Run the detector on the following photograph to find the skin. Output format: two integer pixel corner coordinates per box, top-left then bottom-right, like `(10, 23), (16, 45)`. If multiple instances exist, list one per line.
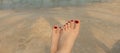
(51, 19), (80, 53)
(51, 25), (61, 53)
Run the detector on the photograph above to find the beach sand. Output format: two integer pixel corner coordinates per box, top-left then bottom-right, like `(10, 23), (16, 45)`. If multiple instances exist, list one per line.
(0, 1), (120, 53)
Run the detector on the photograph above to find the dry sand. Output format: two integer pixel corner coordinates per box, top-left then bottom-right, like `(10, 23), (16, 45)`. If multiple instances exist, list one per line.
(0, 1), (120, 53)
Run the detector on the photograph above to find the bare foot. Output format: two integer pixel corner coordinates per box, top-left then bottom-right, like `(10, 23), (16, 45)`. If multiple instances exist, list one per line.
(57, 20), (80, 53)
(51, 25), (61, 53)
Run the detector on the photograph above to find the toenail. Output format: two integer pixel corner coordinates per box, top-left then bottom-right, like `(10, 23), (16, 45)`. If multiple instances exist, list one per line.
(54, 26), (57, 29)
(71, 20), (73, 22)
(66, 23), (68, 25)
(75, 20), (79, 24)
(59, 27), (61, 28)
(68, 21), (70, 23)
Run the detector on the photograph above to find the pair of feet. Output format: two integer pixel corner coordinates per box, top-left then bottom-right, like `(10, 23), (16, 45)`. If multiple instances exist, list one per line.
(51, 20), (80, 53)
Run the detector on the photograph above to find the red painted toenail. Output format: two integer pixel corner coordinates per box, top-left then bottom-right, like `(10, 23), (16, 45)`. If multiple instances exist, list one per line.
(54, 26), (57, 29)
(68, 21), (70, 23)
(59, 27), (61, 28)
(71, 20), (73, 22)
(75, 20), (79, 24)
(66, 23), (68, 25)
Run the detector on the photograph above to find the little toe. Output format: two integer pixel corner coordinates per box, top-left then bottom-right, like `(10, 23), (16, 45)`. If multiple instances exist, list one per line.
(53, 25), (59, 34)
(57, 26), (61, 33)
(59, 27), (63, 34)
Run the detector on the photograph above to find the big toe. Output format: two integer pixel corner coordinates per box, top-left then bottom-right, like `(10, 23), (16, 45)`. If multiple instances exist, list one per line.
(52, 25), (60, 34)
(74, 20), (80, 30)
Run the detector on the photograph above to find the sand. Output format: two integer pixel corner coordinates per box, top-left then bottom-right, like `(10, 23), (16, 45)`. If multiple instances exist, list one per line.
(0, 1), (120, 53)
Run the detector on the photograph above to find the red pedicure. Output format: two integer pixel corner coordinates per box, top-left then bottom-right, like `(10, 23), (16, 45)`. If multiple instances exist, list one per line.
(66, 23), (68, 25)
(71, 20), (73, 22)
(59, 27), (61, 28)
(75, 20), (79, 24)
(54, 26), (57, 29)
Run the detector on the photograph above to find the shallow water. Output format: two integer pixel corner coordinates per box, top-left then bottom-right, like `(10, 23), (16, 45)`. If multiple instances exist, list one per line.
(0, 0), (120, 53)
(0, 0), (109, 9)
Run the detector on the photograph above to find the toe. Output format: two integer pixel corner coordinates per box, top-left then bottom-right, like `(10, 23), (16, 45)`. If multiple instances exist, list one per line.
(70, 20), (75, 29)
(67, 21), (71, 29)
(59, 27), (63, 34)
(63, 23), (68, 31)
(74, 20), (80, 30)
(52, 25), (59, 34)
(65, 23), (68, 30)
(57, 26), (61, 33)
(63, 25), (66, 31)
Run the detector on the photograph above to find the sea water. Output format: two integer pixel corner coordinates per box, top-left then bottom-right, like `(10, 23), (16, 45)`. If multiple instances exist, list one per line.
(0, 0), (109, 9)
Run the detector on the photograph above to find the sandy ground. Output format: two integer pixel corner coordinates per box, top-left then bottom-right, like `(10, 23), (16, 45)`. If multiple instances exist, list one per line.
(0, 1), (120, 53)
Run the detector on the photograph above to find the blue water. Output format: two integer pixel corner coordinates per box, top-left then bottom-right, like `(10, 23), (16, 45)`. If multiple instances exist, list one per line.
(0, 0), (108, 9)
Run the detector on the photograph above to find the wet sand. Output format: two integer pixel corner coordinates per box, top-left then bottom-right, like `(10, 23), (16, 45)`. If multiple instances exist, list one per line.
(0, 1), (120, 53)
